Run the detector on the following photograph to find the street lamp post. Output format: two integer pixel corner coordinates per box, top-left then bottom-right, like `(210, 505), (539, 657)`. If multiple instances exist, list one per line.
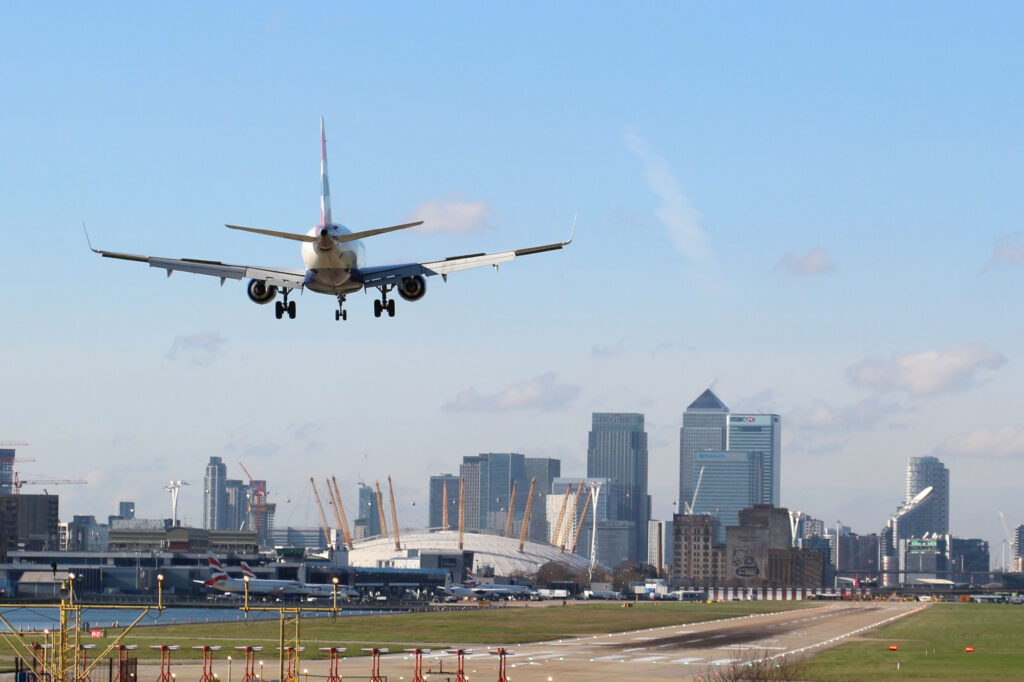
(227, 656), (232, 682)
(157, 574), (165, 611)
(332, 577), (339, 612)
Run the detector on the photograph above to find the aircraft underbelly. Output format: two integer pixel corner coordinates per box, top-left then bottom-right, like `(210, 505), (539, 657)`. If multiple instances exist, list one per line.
(305, 268), (362, 295)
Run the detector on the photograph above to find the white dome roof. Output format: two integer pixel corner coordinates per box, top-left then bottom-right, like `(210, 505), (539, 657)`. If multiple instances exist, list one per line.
(347, 529), (590, 576)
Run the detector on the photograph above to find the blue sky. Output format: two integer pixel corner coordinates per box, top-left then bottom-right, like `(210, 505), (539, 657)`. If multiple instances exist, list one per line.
(3, 3), (1023, 560)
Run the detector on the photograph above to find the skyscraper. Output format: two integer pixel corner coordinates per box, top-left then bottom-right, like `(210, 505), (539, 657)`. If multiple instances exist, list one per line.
(460, 453), (528, 533)
(679, 390), (729, 510)
(690, 450), (761, 543)
(728, 414), (782, 506)
(587, 413), (649, 561)
(524, 457), (561, 543)
(428, 474), (460, 529)
(357, 483), (381, 537)
(905, 456), (949, 535)
(203, 456), (227, 530)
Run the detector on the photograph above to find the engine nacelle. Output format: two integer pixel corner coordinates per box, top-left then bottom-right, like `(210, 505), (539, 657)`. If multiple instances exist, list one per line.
(397, 275), (427, 302)
(247, 279), (278, 305)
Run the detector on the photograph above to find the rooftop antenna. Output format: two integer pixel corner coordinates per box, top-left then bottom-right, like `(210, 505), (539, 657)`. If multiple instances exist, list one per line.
(164, 481), (188, 525)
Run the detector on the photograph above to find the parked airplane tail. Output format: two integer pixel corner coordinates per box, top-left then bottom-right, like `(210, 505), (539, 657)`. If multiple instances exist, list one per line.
(465, 569), (478, 586)
(240, 561), (257, 579)
(205, 553), (229, 586)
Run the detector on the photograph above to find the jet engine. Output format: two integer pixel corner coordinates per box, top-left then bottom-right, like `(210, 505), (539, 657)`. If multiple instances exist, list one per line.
(397, 275), (427, 302)
(247, 279), (278, 305)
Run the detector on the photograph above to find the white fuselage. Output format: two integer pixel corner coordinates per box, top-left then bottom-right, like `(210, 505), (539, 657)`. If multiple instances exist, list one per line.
(301, 223), (365, 295)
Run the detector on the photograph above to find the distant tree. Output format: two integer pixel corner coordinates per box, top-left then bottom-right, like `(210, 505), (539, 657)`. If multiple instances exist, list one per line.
(535, 561), (575, 586)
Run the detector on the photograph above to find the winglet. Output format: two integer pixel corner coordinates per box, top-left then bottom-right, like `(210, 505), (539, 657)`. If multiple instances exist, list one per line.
(320, 117), (332, 227)
(566, 212), (577, 245)
(82, 221), (99, 253)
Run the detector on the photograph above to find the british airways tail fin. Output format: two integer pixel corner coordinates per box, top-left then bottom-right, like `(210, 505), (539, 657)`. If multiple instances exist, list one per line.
(240, 560), (257, 579)
(206, 553), (228, 585)
(320, 117), (332, 227)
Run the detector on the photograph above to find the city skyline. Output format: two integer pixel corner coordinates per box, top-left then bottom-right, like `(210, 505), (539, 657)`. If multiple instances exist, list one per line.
(4, 3), (1024, 559)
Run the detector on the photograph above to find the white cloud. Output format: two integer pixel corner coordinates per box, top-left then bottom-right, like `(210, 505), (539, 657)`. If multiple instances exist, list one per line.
(774, 246), (837, 275)
(443, 372), (580, 412)
(164, 331), (226, 367)
(407, 199), (491, 234)
(939, 426), (1024, 458)
(848, 344), (1006, 396)
(624, 130), (721, 292)
(788, 397), (904, 431)
(982, 231), (1024, 272)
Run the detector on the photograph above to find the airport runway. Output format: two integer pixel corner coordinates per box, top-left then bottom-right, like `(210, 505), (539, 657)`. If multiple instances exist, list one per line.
(117, 601), (924, 681)
(400, 601), (924, 681)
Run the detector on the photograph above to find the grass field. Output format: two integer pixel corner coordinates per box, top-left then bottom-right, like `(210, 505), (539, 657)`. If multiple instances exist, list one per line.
(801, 603), (1024, 681)
(1, 601), (816, 660)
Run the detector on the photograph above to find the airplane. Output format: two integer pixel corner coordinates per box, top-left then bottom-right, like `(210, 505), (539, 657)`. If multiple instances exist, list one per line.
(87, 118), (573, 321)
(195, 554), (298, 595)
(239, 560), (358, 599)
(437, 570), (534, 600)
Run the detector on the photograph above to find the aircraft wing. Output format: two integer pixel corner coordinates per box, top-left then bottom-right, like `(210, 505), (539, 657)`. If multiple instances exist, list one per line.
(356, 232), (573, 289)
(90, 247), (307, 290)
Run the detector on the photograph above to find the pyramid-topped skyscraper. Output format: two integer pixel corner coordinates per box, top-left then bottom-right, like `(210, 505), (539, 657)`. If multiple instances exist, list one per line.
(679, 389), (729, 510)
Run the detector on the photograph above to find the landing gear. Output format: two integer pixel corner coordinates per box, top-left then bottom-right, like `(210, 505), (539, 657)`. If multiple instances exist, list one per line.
(275, 289), (296, 320)
(375, 286), (397, 318)
(335, 294), (348, 321)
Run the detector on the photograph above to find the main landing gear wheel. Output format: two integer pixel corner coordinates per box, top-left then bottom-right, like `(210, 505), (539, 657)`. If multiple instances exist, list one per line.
(275, 288), (296, 320)
(375, 285), (396, 318)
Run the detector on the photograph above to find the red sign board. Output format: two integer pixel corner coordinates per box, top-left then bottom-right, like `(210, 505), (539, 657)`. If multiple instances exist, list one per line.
(89, 629), (104, 639)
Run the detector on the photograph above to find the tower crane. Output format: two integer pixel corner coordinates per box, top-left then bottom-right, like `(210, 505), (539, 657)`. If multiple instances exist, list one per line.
(13, 476), (86, 493)
(239, 461), (268, 537)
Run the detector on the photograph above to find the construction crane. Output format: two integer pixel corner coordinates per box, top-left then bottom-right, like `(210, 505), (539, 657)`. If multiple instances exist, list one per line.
(682, 466), (705, 514)
(163, 481), (188, 525)
(0, 441), (30, 447)
(239, 461), (268, 537)
(309, 478), (334, 549)
(12, 472), (87, 493)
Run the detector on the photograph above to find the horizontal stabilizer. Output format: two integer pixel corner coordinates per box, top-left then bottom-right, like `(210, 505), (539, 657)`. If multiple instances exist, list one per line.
(225, 224), (315, 242)
(334, 221), (424, 244)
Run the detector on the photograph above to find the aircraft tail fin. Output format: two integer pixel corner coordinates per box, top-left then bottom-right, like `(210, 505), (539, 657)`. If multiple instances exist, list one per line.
(465, 569), (478, 586)
(240, 561), (257, 579)
(320, 116), (332, 227)
(206, 553), (229, 586)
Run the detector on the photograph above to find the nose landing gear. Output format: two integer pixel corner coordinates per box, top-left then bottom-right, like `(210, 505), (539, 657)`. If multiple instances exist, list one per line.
(374, 286), (397, 318)
(274, 289), (297, 319)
